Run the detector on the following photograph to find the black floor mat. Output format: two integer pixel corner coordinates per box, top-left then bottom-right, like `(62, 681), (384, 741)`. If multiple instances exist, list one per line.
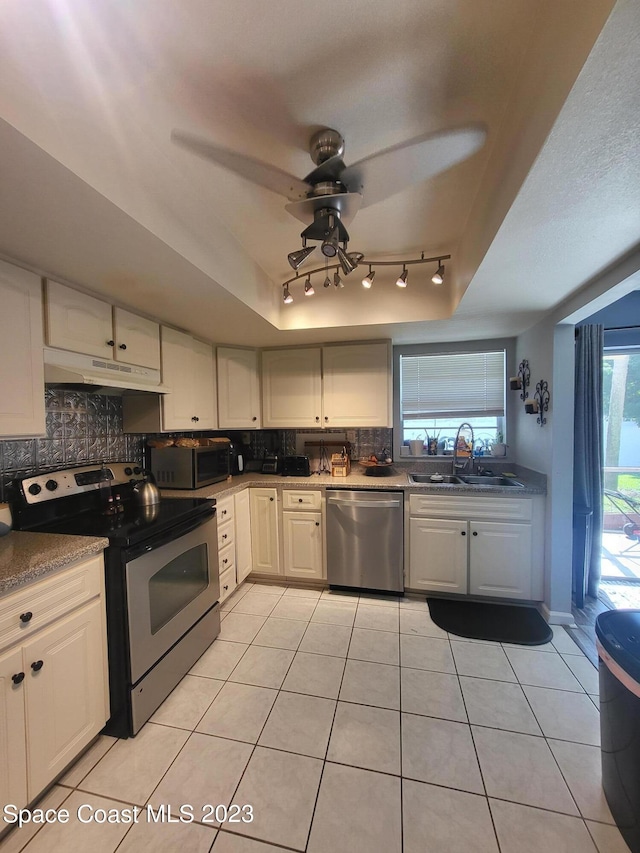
(427, 597), (553, 645)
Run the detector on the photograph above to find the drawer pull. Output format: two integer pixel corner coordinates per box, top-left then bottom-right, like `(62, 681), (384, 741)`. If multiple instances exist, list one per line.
(461, 531), (466, 536)
(20, 611), (33, 623)
(252, 416), (257, 421)
(12, 672), (25, 685)
(223, 584), (229, 591)
(31, 660), (44, 672)
(222, 534), (228, 540)
(472, 531), (478, 536)
(223, 558), (229, 565)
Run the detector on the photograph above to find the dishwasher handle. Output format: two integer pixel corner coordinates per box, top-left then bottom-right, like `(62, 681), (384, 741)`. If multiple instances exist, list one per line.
(328, 497), (402, 508)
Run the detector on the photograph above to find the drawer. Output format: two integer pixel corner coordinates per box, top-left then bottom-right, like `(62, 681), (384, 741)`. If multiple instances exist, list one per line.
(217, 519), (235, 551)
(409, 494), (533, 522)
(282, 490), (322, 510)
(216, 496), (234, 526)
(0, 554), (103, 650)
(218, 541), (235, 577)
(219, 565), (237, 603)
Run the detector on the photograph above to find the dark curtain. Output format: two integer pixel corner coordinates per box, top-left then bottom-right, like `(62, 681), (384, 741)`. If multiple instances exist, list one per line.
(573, 325), (604, 607)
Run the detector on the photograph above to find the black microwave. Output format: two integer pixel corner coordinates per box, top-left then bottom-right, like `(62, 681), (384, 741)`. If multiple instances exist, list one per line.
(151, 445), (230, 489)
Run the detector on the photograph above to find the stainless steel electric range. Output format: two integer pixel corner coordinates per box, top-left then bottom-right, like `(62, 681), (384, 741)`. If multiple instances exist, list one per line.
(9, 462), (220, 738)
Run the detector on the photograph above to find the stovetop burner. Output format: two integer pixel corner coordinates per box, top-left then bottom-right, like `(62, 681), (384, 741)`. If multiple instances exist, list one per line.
(9, 462), (214, 548)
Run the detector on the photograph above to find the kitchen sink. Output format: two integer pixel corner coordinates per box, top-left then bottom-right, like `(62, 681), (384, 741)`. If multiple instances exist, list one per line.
(458, 475), (524, 487)
(408, 473), (463, 484)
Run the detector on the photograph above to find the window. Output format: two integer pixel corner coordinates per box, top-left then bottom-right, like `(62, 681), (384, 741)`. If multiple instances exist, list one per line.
(397, 349), (506, 456)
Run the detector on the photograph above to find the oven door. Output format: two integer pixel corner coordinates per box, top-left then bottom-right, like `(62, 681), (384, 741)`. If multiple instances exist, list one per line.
(125, 512), (219, 684)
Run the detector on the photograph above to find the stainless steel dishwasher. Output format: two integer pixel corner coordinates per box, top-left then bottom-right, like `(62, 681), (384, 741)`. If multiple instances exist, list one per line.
(326, 490), (404, 592)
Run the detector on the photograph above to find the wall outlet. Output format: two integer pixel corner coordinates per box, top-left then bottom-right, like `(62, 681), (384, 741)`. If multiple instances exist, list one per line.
(346, 430), (356, 443)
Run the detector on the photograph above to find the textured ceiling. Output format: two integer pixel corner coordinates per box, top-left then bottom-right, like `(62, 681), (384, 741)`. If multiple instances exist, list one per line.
(0, 0), (636, 345)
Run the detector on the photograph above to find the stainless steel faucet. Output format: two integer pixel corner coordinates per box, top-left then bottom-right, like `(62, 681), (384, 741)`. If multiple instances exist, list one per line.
(452, 422), (475, 475)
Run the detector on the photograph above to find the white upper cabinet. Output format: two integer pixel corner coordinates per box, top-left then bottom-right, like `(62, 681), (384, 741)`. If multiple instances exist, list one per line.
(46, 281), (114, 359)
(46, 281), (160, 369)
(0, 262), (45, 437)
(161, 327), (217, 431)
(322, 342), (392, 427)
(217, 347), (261, 428)
(262, 348), (323, 428)
(113, 307), (160, 369)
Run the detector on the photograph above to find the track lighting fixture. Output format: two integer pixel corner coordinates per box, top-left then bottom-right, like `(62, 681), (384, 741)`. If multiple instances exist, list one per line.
(281, 253), (450, 303)
(362, 267), (375, 289)
(287, 240), (316, 271)
(432, 260), (445, 285)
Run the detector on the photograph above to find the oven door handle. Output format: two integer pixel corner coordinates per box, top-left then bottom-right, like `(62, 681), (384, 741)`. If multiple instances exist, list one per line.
(123, 508), (215, 561)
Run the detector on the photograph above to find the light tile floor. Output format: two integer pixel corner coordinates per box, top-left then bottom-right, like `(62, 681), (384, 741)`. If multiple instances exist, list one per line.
(1, 581), (631, 853)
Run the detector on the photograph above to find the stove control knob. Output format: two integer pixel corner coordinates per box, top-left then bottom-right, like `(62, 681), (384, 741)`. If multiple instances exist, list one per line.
(133, 467), (142, 475)
(124, 467), (133, 476)
(28, 483), (42, 496)
(45, 479), (58, 492)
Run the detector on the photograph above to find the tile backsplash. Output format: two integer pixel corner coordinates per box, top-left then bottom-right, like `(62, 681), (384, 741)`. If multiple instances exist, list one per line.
(0, 389), (393, 501)
(0, 389), (144, 502)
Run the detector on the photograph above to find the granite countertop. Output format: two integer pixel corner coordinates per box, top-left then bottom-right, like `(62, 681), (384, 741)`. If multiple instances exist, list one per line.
(162, 468), (546, 500)
(0, 531), (108, 597)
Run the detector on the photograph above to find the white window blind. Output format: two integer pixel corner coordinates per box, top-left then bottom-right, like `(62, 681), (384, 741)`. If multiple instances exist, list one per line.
(400, 351), (505, 420)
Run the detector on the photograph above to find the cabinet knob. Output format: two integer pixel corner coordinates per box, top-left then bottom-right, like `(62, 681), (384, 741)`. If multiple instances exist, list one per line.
(119, 343), (127, 350)
(12, 672), (25, 685)
(20, 611), (33, 623)
(31, 660), (44, 672)
(461, 531), (466, 536)
(191, 416), (199, 422)
(222, 534), (228, 540)
(223, 584), (229, 591)
(315, 416), (320, 422)
(223, 558), (228, 565)
(298, 498), (303, 503)
(315, 522), (320, 526)
(270, 497), (274, 502)
(107, 340), (115, 347)
(472, 531), (478, 536)
(252, 416), (257, 421)
(324, 416), (329, 422)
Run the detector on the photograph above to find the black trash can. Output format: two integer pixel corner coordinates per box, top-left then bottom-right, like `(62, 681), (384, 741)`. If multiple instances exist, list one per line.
(596, 609), (640, 853)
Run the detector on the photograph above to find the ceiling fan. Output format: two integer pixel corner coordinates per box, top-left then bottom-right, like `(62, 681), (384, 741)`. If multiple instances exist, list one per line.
(171, 123), (486, 271)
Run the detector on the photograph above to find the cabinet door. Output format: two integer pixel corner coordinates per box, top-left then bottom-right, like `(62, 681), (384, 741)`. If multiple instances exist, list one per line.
(24, 600), (108, 798)
(0, 262), (45, 437)
(192, 338), (218, 429)
(217, 348), (261, 428)
(409, 517), (468, 593)
(283, 512), (323, 580)
(249, 489), (281, 575)
(113, 307), (160, 369)
(322, 342), (391, 427)
(262, 348), (322, 428)
(235, 489), (253, 583)
(469, 521), (533, 599)
(160, 327), (196, 430)
(0, 645), (28, 812)
(46, 280), (114, 358)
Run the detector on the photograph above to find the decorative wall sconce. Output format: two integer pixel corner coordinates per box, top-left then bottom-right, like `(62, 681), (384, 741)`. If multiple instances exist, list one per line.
(524, 380), (550, 426)
(509, 359), (531, 401)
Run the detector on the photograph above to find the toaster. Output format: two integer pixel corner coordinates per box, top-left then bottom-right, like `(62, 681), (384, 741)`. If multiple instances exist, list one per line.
(282, 456), (311, 477)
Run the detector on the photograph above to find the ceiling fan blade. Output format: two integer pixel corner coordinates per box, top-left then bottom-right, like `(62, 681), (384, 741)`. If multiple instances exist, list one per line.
(341, 124), (487, 209)
(171, 130), (312, 201)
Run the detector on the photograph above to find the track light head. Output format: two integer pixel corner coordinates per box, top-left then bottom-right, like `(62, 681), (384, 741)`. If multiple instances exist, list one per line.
(337, 246), (357, 276)
(362, 267), (375, 289)
(283, 284), (293, 304)
(323, 274), (331, 288)
(304, 276), (315, 296)
(287, 244), (316, 271)
(334, 271), (344, 288)
(321, 225), (340, 258)
(396, 267), (408, 287)
(432, 261), (445, 285)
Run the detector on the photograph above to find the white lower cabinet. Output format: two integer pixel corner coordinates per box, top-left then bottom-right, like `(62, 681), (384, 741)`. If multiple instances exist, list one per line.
(250, 488), (281, 575)
(283, 511), (323, 580)
(216, 497), (236, 603)
(409, 517), (468, 594)
(408, 495), (541, 601)
(0, 555), (108, 810)
(235, 490), (252, 584)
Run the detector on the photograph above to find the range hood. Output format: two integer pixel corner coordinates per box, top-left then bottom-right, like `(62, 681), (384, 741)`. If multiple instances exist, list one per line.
(44, 347), (168, 394)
